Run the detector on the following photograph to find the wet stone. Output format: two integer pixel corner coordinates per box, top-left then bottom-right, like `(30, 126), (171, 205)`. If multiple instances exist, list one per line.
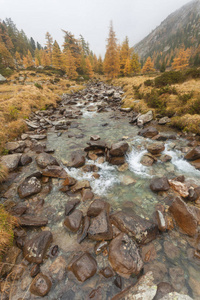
(19, 154), (32, 166)
(154, 282), (174, 300)
(35, 152), (59, 169)
(184, 146), (200, 161)
(18, 176), (42, 199)
(71, 180), (90, 193)
(88, 209), (113, 241)
(68, 252), (97, 282)
(164, 241), (180, 260)
(108, 233), (143, 278)
(169, 197), (198, 236)
(82, 188), (94, 201)
(150, 176), (170, 192)
(65, 198), (80, 216)
(109, 141), (129, 157)
(147, 142), (165, 155)
(100, 266), (115, 278)
(18, 215), (48, 227)
(111, 211), (158, 245)
(30, 264), (40, 278)
(168, 179), (189, 198)
(0, 153), (22, 172)
(87, 199), (110, 217)
(48, 256), (67, 281)
(77, 215), (90, 243)
(68, 150), (86, 168)
(64, 209), (83, 232)
(23, 231), (53, 264)
(42, 165), (68, 178)
(94, 240), (109, 255)
(138, 127), (158, 138)
(30, 273), (52, 297)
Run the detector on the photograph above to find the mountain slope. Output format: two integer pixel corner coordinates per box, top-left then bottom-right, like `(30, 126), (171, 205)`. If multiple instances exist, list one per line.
(134, 0), (200, 63)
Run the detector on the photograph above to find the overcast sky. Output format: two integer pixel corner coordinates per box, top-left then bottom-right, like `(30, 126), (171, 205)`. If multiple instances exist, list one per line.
(1, 0), (191, 56)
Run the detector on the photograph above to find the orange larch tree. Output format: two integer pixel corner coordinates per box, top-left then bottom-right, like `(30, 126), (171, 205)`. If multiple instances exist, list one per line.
(142, 57), (155, 73)
(52, 40), (63, 69)
(64, 49), (78, 79)
(172, 48), (190, 70)
(45, 32), (53, 65)
(104, 21), (120, 79)
(85, 57), (94, 78)
(120, 36), (130, 76)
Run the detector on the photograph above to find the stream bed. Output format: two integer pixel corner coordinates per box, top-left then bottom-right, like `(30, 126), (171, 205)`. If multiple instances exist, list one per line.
(1, 82), (200, 299)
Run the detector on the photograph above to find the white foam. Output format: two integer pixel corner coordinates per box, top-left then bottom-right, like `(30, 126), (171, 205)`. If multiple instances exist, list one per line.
(64, 160), (119, 195)
(126, 148), (151, 177)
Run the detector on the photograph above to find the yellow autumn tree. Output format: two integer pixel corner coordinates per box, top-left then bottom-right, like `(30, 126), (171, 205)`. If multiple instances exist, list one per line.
(15, 51), (22, 66)
(85, 57), (94, 78)
(23, 50), (34, 68)
(52, 40), (63, 69)
(104, 21), (120, 79)
(64, 49), (78, 79)
(97, 55), (104, 74)
(45, 32), (53, 65)
(131, 51), (141, 73)
(124, 57), (132, 76)
(172, 48), (190, 70)
(142, 57), (155, 73)
(120, 36), (130, 76)
(0, 43), (14, 67)
(40, 49), (51, 67)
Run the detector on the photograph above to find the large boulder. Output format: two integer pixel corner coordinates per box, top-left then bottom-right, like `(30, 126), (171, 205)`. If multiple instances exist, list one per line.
(108, 233), (143, 278)
(18, 176), (42, 199)
(107, 156), (125, 165)
(64, 209), (83, 232)
(42, 165), (68, 178)
(147, 143), (165, 155)
(111, 211), (158, 244)
(169, 197), (198, 236)
(23, 231), (53, 264)
(138, 127), (158, 138)
(18, 215), (48, 227)
(150, 177), (170, 192)
(184, 146), (200, 161)
(137, 111), (153, 126)
(6, 141), (26, 153)
(87, 199), (110, 217)
(68, 252), (97, 282)
(36, 152), (59, 169)
(87, 210), (113, 241)
(1, 154), (22, 172)
(30, 273), (52, 297)
(68, 150), (86, 168)
(109, 141), (129, 157)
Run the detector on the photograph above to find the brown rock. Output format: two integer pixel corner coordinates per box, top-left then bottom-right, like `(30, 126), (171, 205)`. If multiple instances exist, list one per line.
(150, 177), (170, 192)
(108, 156), (125, 165)
(19, 154), (32, 166)
(30, 273), (52, 297)
(18, 177), (42, 199)
(84, 140), (107, 152)
(68, 252), (97, 282)
(111, 211), (158, 245)
(0, 153), (22, 172)
(88, 210), (113, 241)
(65, 198), (80, 216)
(154, 282), (174, 300)
(184, 146), (200, 161)
(49, 256), (67, 281)
(169, 197), (198, 236)
(69, 150), (86, 168)
(168, 179), (189, 197)
(23, 231), (53, 264)
(160, 154), (172, 163)
(138, 127), (158, 138)
(71, 180), (90, 193)
(140, 154), (155, 166)
(147, 142), (165, 155)
(77, 216), (90, 243)
(30, 264), (40, 278)
(18, 215), (48, 227)
(42, 165), (68, 178)
(100, 266), (115, 278)
(108, 233), (143, 278)
(82, 164), (99, 173)
(36, 152), (59, 169)
(82, 189), (94, 201)
(164, 241), (180, 260)
(141, 243), (157, 262)
(64, 209), (83, 232)
(169, 267), (185, 292)
(62, 176), (77, 186)
(110, 141), (129, 157)
(87, 199), (110, 217)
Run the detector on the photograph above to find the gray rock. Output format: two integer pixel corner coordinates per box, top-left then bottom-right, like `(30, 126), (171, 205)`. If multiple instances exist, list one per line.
(18, 176), (42, 198)
(1, 153), (22, 171)
(137, 110), (153, 126)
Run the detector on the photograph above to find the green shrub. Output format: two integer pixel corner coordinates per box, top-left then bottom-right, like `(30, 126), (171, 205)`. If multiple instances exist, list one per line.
(34, 82), (43, 89)
(184, 68), (200, 79)
(157, 85), (178, 96)
(178, 92), (193, 104)
(155, 71), (185, 87)
(144, 79), (154, 87)
(144, 89), (166, 114)
(188, 96), (200, 114)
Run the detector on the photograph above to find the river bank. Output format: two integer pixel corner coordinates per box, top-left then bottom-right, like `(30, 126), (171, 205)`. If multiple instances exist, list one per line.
(0, 81), (200, 299)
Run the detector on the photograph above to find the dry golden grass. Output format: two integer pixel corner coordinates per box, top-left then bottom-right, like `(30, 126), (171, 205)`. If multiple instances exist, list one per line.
(0, 70), (84, 153)
(0, 205), (17, 261)
(0, 163), (8, 183)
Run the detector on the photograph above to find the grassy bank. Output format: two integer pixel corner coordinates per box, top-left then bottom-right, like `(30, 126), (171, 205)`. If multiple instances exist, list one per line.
(113, 69), (200, 134)
(0, 69), (84, 153)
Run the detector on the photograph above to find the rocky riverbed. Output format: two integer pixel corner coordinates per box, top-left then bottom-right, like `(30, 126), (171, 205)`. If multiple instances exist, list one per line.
(1, 81), (200, 299)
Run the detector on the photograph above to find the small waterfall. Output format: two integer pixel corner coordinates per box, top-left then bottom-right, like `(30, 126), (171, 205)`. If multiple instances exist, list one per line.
(126, 148), (151, 177)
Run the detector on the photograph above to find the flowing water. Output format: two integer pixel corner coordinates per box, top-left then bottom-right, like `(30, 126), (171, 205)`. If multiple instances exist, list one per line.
(3, 88), (200, 299)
